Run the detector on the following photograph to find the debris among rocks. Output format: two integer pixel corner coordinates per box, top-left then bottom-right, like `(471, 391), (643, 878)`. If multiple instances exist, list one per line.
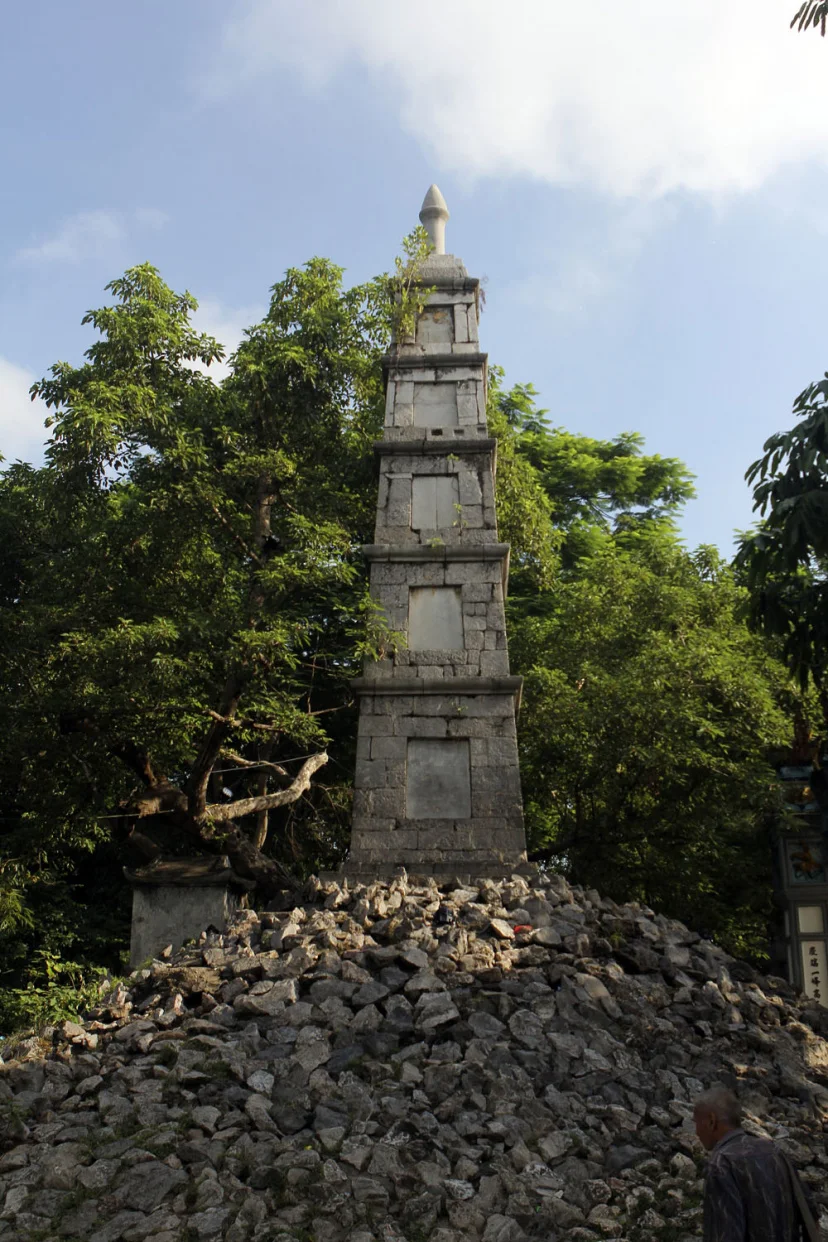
(1, 872), (826, 1242)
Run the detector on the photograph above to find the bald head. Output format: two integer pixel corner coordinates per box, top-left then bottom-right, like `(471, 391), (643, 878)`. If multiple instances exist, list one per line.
(693, 1088), (742, 1150)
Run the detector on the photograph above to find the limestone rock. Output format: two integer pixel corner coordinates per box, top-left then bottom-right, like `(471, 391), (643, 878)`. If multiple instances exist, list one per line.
(0, 873), (825, 1242)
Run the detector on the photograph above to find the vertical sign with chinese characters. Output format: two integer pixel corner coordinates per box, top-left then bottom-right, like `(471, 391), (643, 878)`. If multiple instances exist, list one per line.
(800, 938), (828, 1005)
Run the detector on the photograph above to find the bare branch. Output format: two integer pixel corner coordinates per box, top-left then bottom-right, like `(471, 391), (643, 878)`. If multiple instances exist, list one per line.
(187, 673), (244, 818)
(220, 749), (289, 778)
(204, 752), (328, 823)
(206, 710), (281, 732)
(205, 497), (260, 563)
(254, 767), (269, 851)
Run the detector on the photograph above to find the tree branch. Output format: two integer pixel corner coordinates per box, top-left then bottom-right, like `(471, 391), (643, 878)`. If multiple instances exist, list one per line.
(187, 673), (244, 818)
(207, 711), (282, 731)
(220, 749), (289, 778)
(205, 497), (260, 563)
(204, 751), (328, 822)
(59, 712), (160, 787)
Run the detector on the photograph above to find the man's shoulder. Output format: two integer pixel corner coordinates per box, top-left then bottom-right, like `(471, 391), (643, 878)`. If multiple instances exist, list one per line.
(709, 1131), (780, 1172)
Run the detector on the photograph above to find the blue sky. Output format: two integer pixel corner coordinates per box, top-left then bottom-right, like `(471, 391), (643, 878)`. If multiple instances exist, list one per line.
(3, 1), (828, 551)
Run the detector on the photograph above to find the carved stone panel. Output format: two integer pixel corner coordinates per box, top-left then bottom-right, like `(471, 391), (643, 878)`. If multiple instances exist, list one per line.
(413, 382), (458, 427)
(406, 738), (471, 819)
(408, 586), (464, 650)
(411, 475), (460, 530)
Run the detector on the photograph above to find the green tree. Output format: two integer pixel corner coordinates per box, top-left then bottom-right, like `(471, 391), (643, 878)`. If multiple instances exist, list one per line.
(0, 258), (397, 1007)
(490, 379), (792, 957)
(737, 371), (828, 815)
(737, 373), (828, 697)
(487, 368), (695, 586)
(513, 538), (793, 958)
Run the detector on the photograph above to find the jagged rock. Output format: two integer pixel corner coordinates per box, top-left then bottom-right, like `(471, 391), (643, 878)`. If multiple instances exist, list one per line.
(1, 873), (826, 1242)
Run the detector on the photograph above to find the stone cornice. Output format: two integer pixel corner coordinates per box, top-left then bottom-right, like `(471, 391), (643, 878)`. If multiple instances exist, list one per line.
(363, 543), (509, 562)
(412, 276), (480, 293)
(352, 674), (523, 707)
(374, 437), (496, 457)
(382, 351), (488, 374)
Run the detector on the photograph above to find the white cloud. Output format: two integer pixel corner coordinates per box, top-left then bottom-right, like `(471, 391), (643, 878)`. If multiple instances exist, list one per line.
(211, 0), (828, 199)
(190, 299), (265, 383)
(509, 200), (677, 317)
(0, 358), (48, 467)
(16, 208), (168, 264)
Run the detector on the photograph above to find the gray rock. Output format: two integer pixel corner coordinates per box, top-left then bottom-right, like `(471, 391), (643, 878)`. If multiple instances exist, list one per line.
(113, 1162), (187, 1212)
(415, 991), (460, 1030)
(605, 1145), (649, 1172)
(6, 873), (827, 1242)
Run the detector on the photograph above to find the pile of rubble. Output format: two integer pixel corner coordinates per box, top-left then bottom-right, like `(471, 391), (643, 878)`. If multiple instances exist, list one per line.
(1, 872), (826, 1242)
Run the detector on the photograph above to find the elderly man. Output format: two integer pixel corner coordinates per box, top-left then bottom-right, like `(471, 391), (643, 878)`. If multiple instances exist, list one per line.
(693, 1087), (819, 1242)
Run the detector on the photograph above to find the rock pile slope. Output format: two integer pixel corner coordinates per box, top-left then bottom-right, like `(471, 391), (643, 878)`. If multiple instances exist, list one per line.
(1, 873), (826, 1242)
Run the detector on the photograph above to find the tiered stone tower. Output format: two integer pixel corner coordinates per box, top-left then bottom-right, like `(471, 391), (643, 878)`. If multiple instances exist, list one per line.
(346, 186), (529, 879)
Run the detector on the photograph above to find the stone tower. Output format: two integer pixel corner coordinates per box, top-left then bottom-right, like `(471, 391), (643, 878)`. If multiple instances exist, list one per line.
(346, 187), (529, 879)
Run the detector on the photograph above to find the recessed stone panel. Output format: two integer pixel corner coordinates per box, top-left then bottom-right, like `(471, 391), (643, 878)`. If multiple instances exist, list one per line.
(411, 475), (460, 529)
(413, 383), (458, 428)
(406, 738), (471, 819)
(408, 586), (464, 650)
(417, 308), (453, 346)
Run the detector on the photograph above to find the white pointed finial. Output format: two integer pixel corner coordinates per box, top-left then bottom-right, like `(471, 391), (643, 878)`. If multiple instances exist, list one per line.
(419, 184), (450, 255)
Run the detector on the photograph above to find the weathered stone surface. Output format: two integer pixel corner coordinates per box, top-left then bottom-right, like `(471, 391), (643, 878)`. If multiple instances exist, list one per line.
(2, 874), (827, 1242)
(348, 220), (527, 874)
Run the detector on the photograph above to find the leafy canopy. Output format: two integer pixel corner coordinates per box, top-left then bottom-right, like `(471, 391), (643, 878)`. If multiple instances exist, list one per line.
(737, 373), (828, 692)
(512, 538), (793, 959)
(0, 255), (400, 1020)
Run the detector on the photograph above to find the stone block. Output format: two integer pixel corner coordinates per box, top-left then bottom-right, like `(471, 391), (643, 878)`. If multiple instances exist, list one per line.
(416, 824), (476, 850)
(408, 646), (461, 664)
(456, 695), (515, 717)
(370, 563), (408, 586)
(417, 307), (454, 346)
(457, 394), (479, 426)
(459, 504), (484, 529)
(472, 764), (522, 794)
(385, 827), (420, 851)
(406, 695), (464, 716)
(359, 715), (395, 736)
(479, 651), (510, 676)
(406, 738), (471, 819)
(412, 474), (460, 529)
(370, 735), (407, 760)
(354, 759), (390, 790)
(392, 403), (414, 428)
(387, 474), (412, 514)
(130, 883), (240, 967)
(413, 383), (458, 428)
(406, 563), (448, 587)
(485, 737), (521, 764)
(402, 716), (449, 738)
(366, 788), (405, 817)
(443, 561), (502, 585)
(408, 586), (464, 650)
(447, 716), (506, 737)
(456, 466), (481, 501)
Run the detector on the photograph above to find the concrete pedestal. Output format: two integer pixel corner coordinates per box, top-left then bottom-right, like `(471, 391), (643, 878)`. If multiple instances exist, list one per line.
(126, 857), (254, 967)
